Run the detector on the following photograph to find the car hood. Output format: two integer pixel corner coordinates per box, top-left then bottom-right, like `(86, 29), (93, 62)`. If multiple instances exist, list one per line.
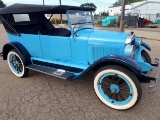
(88, 30), (128, 46)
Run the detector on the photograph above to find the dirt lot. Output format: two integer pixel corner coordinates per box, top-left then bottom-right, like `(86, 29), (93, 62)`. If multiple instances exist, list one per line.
(0, 25), (160, 120)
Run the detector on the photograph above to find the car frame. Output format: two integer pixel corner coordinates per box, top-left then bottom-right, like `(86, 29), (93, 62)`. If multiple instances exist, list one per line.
(0, 3), (160, 110)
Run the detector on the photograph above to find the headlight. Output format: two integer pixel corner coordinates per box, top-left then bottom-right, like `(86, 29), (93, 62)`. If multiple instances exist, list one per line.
(126, 32), (135, 44)
(134, 38), (142, 48)
(124, 44), (134, 58)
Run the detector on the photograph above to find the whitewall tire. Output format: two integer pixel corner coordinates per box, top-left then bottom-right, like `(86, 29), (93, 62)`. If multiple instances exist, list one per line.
(7, 49), (29, 78)
(94, 65), (142, 110)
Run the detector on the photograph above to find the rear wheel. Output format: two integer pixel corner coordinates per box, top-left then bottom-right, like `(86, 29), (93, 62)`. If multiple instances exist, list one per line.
(7, 49), (29, 78)
(94, 65), (142, 110)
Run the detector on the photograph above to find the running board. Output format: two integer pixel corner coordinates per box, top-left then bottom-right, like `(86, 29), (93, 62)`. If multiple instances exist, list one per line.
(26, 64), (75, 80)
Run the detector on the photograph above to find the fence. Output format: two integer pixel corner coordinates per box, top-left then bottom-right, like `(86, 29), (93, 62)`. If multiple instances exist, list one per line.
(125, 16), (138, 27)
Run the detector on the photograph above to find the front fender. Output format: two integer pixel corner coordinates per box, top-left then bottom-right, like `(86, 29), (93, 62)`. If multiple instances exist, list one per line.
(134, 45), (153, 72)
(141, 42), (151, 51)
(69, 55), (142, 80)
(2, 42), (31, 66)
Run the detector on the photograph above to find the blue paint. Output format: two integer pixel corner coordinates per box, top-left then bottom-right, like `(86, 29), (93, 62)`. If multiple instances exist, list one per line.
(110, 84), (120, 93)
(40, 35), (72, 60)
(134, 38), (141, 48)
(124, 44), (133, 57)
(31, 57), (88, 70)
(98, 73), (133, 106)
(5, 11), (153, 79)
(71, 29), (92, 63)
(88, 30), (128, 45)
(134, 45), (153, 72)
(7, 33), (43, 58)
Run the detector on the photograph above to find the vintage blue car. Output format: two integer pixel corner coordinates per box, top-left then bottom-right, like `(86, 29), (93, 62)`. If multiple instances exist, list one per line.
(0, 4), (159, 110)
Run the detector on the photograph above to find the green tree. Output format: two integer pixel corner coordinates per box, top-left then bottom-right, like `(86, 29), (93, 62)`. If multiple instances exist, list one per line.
(80, 3), (97, 10)
(0, 0), (6, 8)
(113, 2), (122, 7)
(100, 11), (109, 16)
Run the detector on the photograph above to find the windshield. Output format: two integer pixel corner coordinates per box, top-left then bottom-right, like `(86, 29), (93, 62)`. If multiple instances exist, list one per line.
(67, 10), (93, 32)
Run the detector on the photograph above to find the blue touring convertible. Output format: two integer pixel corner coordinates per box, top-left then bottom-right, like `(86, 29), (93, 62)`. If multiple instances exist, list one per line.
(0, 4), (159, 110)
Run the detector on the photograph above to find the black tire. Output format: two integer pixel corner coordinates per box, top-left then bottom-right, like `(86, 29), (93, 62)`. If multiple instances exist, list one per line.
(7, 49), (29, 78)
(94, 65), (142, 110)
(141, 50), (151, 64)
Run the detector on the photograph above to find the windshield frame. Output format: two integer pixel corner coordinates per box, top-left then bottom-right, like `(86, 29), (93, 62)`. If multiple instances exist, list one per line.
(66, 10), (94, 34)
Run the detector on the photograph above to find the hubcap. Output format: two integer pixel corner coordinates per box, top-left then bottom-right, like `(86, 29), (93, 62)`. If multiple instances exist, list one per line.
(110, 84), (120, 93)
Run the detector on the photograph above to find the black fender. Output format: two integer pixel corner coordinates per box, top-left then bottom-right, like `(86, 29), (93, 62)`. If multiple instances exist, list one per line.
(2, 42), (31, 66)
(141, 42), (151, 51)
(69, 55), (142, 80)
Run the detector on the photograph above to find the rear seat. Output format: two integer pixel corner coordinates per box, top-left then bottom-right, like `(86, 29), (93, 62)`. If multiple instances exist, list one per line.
(13, 24), (71, 37)
(41, 28), (71, 37)
(13, 24), (44, 35)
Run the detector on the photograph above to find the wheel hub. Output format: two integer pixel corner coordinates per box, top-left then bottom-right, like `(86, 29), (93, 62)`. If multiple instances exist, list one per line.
(13, 61), (20, 67)
(110, 84), (120, 93)
(15, 61), (20, 67)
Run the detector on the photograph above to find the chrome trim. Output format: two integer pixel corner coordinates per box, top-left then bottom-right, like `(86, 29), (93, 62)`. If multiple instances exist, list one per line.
(126, 33), (135, 44)
(124, 44), (134, 58)
(140, 38), (142, 45)
(130, 45), (134, 58)
(148, 58), (160, 92)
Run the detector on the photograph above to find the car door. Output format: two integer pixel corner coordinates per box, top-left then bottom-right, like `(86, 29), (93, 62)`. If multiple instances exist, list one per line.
(40, 35), (72, 61)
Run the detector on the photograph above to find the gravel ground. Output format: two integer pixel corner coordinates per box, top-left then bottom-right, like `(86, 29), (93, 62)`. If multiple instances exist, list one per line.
(0, 25), (160, 120)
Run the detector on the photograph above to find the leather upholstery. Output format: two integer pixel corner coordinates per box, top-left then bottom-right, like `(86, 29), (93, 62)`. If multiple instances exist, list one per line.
(13, 24), (71, 37)
(41, 28), (71, 37)
(13, 24), (44, 34)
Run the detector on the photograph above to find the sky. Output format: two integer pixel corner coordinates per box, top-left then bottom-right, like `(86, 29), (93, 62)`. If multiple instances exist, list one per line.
(3, 0), (117, 13)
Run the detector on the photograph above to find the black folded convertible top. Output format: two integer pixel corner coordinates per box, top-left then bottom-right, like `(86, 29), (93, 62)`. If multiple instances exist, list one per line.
(0, 3), (95, 14)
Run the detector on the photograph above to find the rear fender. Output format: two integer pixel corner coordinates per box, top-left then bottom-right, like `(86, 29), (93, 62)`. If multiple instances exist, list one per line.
(2, 42), (31, 66)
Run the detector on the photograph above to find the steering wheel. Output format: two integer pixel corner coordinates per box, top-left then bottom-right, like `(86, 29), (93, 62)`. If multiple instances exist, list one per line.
(73, 19), (85, 31)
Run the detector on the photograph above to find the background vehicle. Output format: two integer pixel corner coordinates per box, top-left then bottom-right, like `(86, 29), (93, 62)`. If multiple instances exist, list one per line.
(0, 4), (159, 110)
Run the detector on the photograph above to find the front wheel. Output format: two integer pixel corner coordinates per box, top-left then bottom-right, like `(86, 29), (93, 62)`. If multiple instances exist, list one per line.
(94, 65), (142, 110)
(7, 49), (29, 78)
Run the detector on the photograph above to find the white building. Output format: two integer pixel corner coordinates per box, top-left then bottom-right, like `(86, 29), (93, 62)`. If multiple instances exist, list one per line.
(109, 0), (160, 23)
(109, 5), (131, 16)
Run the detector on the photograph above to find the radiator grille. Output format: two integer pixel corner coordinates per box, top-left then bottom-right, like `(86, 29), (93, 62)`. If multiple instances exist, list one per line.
(91, 45), (124, 60)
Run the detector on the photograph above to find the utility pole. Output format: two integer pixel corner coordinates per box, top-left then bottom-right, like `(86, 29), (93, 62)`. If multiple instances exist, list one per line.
(59, 0), (62, 24)
(43, 0), (44, 5)
(120, 0), (125, 32)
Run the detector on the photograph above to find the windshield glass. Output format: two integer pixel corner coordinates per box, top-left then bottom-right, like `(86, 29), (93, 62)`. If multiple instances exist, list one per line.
(67, 10), (93, 32)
